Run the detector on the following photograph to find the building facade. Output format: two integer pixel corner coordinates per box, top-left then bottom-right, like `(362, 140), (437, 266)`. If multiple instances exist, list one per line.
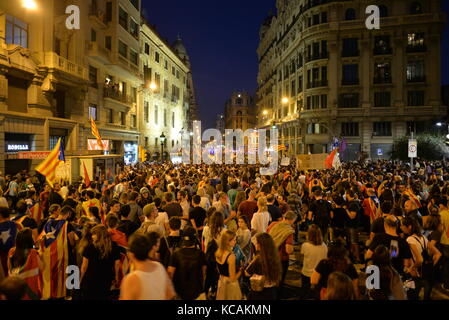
(225, 92), (256, 131)
(0, 0), (191, 176)
(140, 23), (190, 160)
(256, 0), (447, 161)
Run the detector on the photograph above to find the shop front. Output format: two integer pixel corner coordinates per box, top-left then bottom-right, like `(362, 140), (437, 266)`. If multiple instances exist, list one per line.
(4, 133), (33, 175)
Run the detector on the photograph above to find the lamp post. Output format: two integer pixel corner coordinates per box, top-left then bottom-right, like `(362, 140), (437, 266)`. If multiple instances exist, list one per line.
(160, 132), (166, 162)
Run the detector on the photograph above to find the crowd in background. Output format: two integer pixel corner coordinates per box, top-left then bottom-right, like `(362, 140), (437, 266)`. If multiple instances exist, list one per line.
(0, 158), (448, 300)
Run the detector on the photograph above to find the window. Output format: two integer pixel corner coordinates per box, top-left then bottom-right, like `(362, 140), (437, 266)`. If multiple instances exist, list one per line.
(145, 137), (148, 147)
(144, 66), (152, 85)
(172, 140), (175, 148)
(155, 51), (160, 63)
(312, 95), (320, 110)
(105, 36), (111, 50)
(176, 70), (180, 79)
(373, 122), (392, 136)
(342, 64), (359, 85)
(106, 2), (112, 22)
(407, 121), (426, 135)
(119, 7), (128, 30)
(165, 60), (168, 70)
(172, 66), (176, 76)
(374, 62), (391, 83)
(410, 2), (423, 15)
(341, 122), (359, 136)
(131, 87), (137, 103)
(339, 93), (359, 108)
(407, 33), (425, 52)
(172, 112), (175, 128)
(408, 91), (425, 106)
(130, 0), (139, 10)
(118, 40), (127, 58)
(88, 105), (97, 120)
(407, 61), (425, 82)
(164, 109), (167, 127)
(155, 73), (161, 92)
(154, 105), (158, 124)
(291, 80), (296, 97)
(321, 12), (328, 23)
(107, 109), (113, 123)
(130, 50), (138, 65)
(145, 43), (150, 55)
(131, 114), (136, 128)
(342, 38), (358, 57)
(345, 8), (356, 20)
(321, 94), (327, 109)
(119, 112), (126, 125)
(6, 15), (28, 48)
(374, 92), (391, 107)
(130, 19), (138, 38)
(321, 67), (327, 82)
(144, 101), (149, 123)
(374, 36), (392, 55)
(379, 5), (388, 17)
(307, 123), (327, 135)
(91, 29), (97, 42)
(89, 65), (97, 87)
(313, 14), (320, 25)
(306, 96), (312, 110)
(164, 80), (169, 97)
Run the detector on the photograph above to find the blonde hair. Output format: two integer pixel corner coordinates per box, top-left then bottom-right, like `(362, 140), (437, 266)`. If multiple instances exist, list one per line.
(0, 187), (3, 197)
(216, 229), (235, 257)
(257, 196), (268, 212)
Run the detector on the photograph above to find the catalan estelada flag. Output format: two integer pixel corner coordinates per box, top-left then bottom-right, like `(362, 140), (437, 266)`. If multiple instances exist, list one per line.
(91, 117), (104, 150)
(38, 220), (69, 300)
(35, 138), (64, 188)
(403, 189), (421, 208)
(276, 144), (287, 151)
(83, 161), (91, 188)
(29, 202), (44, 226)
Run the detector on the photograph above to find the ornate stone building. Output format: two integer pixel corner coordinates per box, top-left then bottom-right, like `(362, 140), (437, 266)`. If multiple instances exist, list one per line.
(225, 91), (256, 131)
(256, 0), (447, 160)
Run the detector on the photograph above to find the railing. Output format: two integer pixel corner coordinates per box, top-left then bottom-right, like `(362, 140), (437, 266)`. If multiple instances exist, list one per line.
(373, 47), (393, 55)
(407, 76), (426, 83)
(87, 41), (110, 59)
(307, 80), (328, 89)
(306, 52), (328, 62)
(373, 77), (392, 84)
(39, 52), (88, 80)
(103, 85), (133, 105)
(406, 45), (427, 53)
(342, 79), (359, 86)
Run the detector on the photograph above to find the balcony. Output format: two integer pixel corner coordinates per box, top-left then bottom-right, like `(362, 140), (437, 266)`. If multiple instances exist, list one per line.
(406, 45), (427, 53)
(306, 52), (328, 63)
(341, 79), (359, 86)
(307, 80), (328, 89)
(89, 5), (108, 28)
(373, 77), (392, 84)
(103, 85), (134, 106)
(373, 47), (393, 55)
(407, 76), (426, 83)
(86, 41), (111, 64)
(38, 52), (88, 82)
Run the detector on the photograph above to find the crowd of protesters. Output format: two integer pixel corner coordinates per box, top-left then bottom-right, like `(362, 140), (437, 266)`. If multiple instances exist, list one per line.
(0, 158), (448, 300)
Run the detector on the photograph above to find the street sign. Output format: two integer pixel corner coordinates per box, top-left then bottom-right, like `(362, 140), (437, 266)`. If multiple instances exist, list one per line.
(408, 139), (417, 158)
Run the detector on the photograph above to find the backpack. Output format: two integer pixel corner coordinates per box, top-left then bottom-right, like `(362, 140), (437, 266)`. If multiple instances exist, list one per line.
(412, 235), (433, 278)
(313, 199), (330, 227)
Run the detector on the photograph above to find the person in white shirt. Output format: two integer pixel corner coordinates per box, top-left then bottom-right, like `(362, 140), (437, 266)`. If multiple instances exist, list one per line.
(120, 233), (175, 300)
(300, 224), (328, 295)
(178, 190), (190, 229)
(197, 188), (211, 210)
(251, 196), (271, 234)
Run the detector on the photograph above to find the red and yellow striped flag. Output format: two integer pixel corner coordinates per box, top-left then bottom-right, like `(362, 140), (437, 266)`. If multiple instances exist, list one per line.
(91, 117), (104, 150)
(35, 138), (63, 188)
(29, 202), (44, 226)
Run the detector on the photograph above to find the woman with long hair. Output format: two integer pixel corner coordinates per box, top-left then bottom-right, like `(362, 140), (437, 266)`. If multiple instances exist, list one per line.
(245, 233), (282, 300)
(233, 191), (246, 212)
(203, 210), (224, 251)
(311, 240), (359, 300)
(251, 197), (270, 234)
(236, 215), (252, 262)
(80, 225), (121, 300)
(325, 272), (356, 300)
(367, 245), (406, 300)
(215, 230), (242, 300)
(300, 225), (328, 295)
(7, 228), (43, 300)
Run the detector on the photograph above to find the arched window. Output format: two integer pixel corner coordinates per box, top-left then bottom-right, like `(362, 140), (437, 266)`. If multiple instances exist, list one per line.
(410, 2), (423, 14)
(379, 5), (388, 17)
(236, 111), (243, 129)
(345, 8), (356, 20)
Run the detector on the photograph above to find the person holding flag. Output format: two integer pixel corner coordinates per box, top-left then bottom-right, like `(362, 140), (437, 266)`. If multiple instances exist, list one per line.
(325, 147), (342, 170)
(35, 138), (65, 188)
(37, 206), (77, 300)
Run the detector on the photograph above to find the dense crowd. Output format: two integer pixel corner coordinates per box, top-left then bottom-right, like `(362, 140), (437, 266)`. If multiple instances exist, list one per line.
(0, 158), (448, 300)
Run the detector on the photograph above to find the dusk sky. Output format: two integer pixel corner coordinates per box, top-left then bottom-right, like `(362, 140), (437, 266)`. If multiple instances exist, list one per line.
(144, 0), (449, 129)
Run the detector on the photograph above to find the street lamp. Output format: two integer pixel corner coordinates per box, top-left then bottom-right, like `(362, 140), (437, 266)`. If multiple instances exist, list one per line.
(262, 110), (268, 116)
(160, 132), (166, 162)
(22, 0), (37, 9)
(149, 82), (157, 91)
(281, 97), (289, 104)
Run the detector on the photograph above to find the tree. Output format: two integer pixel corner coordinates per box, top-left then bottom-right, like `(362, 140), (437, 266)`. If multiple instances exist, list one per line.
(390, 134), (447, 161)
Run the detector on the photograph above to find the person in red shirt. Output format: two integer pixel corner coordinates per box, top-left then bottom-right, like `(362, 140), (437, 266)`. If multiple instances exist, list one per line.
(267, 210), (297, 298)
(237, 190), (258, 222)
